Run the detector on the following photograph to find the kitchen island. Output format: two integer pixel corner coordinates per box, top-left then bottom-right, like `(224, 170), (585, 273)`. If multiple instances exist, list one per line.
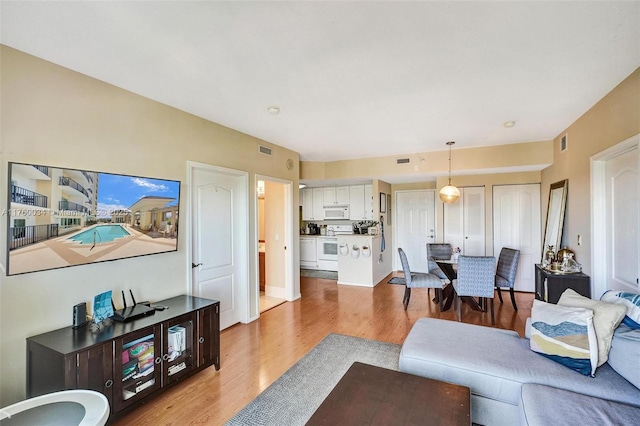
(337, 234), (386, 287)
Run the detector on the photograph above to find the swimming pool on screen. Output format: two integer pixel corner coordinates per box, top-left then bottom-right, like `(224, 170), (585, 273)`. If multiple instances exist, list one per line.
(68, 225), (130, 244)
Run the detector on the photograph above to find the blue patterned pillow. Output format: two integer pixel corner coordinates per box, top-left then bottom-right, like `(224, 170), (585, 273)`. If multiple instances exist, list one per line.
(530, 300), (598, 377)
(600, 290), (640, 329)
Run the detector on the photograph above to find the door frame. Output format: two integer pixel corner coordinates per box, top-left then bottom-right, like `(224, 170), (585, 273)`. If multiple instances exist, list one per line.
(187, 161), (250, 325)
(591, 133), (639, 298)
(254, 174), (296, 319)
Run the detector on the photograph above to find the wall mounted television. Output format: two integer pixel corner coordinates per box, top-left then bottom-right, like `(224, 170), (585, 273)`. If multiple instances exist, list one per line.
(6, 162), (180, 276)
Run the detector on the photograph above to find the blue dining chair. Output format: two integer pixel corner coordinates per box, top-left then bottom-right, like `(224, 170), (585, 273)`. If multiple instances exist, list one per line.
(398, 248), (445, 310)
(453, 255), (496, 325)
(495, 248), (521, 311)
(426, 243), (453, 282)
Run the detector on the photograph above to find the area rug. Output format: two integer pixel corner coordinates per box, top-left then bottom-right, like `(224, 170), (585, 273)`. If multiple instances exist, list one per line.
(300, 269), (338, 280)
(387, 276), (406, 285)
(225, 333), (401, 425)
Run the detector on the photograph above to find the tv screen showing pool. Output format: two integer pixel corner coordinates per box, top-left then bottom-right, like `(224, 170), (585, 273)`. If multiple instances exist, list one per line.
(6, 162), (180, 275)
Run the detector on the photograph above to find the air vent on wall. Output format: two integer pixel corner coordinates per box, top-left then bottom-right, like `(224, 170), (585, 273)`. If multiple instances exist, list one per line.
(396, 158), (411, 165)
(259, 145), (273, 156)
(560, 134), (568, 152)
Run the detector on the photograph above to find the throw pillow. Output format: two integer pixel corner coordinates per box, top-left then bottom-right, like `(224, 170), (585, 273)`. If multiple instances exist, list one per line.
(600, 290), (640, 329)
(607, 323), (640, 390)
(530, 299), (598, 377)
(558, 289), (626, 366)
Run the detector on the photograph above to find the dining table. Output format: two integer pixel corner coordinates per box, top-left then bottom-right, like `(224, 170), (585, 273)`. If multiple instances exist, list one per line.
(434, 259), (485, 312)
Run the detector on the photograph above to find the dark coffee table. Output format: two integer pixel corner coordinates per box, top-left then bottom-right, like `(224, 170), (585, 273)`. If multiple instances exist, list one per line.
(306, 362), (470, 425)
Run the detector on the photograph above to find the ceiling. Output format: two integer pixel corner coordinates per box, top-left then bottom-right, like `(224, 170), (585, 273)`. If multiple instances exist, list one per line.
(2, 1), (639, 164)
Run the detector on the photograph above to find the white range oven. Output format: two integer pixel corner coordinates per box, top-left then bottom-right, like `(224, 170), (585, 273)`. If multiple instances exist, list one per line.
(317, 225), (353, 271)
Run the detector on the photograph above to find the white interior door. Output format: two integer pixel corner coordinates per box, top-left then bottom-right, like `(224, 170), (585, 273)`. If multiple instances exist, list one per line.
(606, 147), (639, 293)
(395, 190), (436, 273)
(493, 184), (541, 292)
(190, 163), (248, 330)
(444, 187), (485, 255)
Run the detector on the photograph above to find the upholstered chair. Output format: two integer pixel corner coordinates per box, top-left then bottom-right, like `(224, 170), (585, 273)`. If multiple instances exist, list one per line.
(398, 248), (445, 311)
(495, 248), (521, 311)
(426, 243), (453, 282)
(453, 255), (496, 325)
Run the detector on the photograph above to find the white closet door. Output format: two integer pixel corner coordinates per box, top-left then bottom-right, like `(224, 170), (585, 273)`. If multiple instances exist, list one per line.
(396, 190), (436, 273)
(606, 147), (639, 293)
(463, 187), (485, 256)
(493, 184), (541, 292)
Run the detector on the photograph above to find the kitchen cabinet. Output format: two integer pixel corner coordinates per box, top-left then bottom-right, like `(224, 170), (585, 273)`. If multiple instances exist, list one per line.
(349, 184), (373, 220)
(259, 252), (265, 291)
(444, 186), (485, 255)
(26, 295), (219, 421)
(301, 188), (325, 221)
(324, 186), (350, 205)
(300, 236), (318, 269)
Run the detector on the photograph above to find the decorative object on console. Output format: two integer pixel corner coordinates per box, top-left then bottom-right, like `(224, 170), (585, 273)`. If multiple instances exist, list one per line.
(7, 162), (180, 276)
(530, 299), (598, 377)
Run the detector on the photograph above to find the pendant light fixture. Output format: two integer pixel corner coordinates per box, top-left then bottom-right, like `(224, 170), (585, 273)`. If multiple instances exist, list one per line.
(439, 141), (460, 204)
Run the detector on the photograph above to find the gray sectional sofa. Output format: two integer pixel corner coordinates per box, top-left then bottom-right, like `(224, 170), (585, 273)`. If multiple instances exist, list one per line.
(399, 318), (640, 425)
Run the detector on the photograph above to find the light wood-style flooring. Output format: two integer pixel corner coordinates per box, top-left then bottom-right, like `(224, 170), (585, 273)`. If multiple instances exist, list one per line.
(113, 274), (533, 425)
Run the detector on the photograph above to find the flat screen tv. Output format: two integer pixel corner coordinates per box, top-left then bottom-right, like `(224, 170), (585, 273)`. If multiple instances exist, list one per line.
(6, 162), (180, 276)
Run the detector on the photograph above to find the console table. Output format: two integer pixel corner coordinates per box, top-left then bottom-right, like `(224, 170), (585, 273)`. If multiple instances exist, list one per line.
(26, 295), (220, 420)
(534, 264), (591, 303)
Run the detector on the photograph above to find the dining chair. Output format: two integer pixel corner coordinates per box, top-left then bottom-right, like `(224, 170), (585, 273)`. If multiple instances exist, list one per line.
(453, 255), (496, 325)
(426, 243), (453, 281)
(495, 247), (521, 311)
(398, 248), (445, 311)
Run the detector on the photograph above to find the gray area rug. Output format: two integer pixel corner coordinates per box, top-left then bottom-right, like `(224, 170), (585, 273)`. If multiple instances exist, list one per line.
(225, 333), (401, 425)
(387, 276), (406, 285)
(300, 269), (338, 280)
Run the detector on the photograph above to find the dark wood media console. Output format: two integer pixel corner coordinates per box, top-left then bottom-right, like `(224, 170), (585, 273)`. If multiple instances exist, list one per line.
(26, 295), (220, 420)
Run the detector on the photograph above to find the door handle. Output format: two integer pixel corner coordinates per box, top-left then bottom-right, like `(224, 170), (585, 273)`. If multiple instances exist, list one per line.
(192, 262), (202, 268)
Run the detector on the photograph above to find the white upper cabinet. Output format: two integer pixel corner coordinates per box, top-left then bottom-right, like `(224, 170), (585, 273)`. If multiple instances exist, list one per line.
(349, 184), (373, 220)
(323, 187), (350, 205)
(301, 188), (325, 221)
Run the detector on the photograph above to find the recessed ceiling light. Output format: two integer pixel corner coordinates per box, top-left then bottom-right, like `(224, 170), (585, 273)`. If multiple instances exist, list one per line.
(267, 106), (280, 114)
(503, 121), (516, 128)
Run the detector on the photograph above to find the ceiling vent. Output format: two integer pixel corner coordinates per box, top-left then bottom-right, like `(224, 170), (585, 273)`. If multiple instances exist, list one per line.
(259, 145), (273, 156)
(396, 158), (411, 165)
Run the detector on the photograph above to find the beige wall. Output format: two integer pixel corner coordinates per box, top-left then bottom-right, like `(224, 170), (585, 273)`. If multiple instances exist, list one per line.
(541, 67), (640, 276)
(0, 45), (300, 405)
(301, 140), (552, 182)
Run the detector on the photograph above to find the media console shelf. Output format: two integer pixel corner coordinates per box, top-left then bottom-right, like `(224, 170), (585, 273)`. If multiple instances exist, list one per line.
(26, 295), (220, 420)
(534, 264), (591, 304)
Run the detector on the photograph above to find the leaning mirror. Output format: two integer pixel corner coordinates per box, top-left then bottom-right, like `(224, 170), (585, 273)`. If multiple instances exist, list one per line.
(542, 179), (568, 261)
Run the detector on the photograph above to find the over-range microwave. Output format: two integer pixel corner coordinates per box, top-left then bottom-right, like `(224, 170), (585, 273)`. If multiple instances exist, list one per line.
(323, 205), (350, 220)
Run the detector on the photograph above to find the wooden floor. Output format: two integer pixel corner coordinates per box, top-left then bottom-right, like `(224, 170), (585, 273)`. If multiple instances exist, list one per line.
(113, 274), (533, 425)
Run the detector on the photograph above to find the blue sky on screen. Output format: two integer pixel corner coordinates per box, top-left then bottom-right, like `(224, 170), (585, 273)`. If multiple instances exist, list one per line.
(97, 173), (179, 217)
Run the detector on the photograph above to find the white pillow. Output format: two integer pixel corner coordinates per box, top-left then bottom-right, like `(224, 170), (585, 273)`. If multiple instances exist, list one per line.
(558, 289), (626, 366)
(600, 290), (640, 329)
(530, 299), (598, 377)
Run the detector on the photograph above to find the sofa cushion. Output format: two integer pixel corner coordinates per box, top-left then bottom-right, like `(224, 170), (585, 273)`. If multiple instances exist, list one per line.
(519, 383), (640, 426)
(558, 289), (626, 366)
(601, 290), (640, 329)
(399, 318), (640, 408)
(608, 323), (640, 390)
(530, 299), (598, 376)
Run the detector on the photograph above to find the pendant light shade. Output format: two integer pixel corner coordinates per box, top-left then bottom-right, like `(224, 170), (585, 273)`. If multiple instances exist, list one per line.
(439, 141), (460, 204)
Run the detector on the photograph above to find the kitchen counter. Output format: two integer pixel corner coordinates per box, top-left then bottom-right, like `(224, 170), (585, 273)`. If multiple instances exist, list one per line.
(336, 235), (387, 287)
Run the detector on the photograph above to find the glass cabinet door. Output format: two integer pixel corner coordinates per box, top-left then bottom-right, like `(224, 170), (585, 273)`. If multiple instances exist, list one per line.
(163, 313), (196, 385)
(114, 325), (161, 412)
